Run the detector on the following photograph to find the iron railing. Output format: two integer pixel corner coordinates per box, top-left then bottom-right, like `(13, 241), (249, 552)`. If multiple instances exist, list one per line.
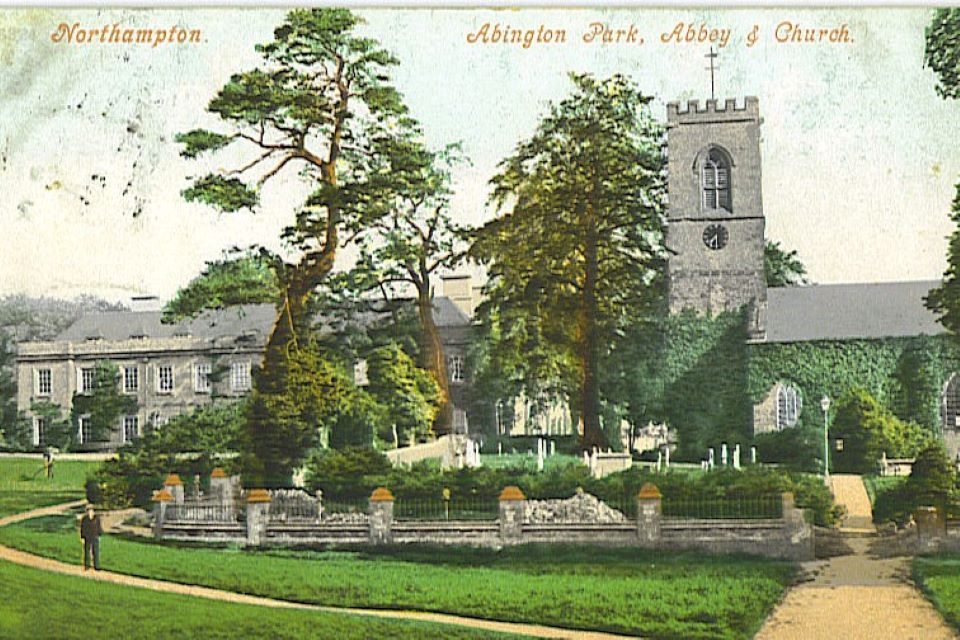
(661, 495), (783, 520)
(394, 497), (499, 522)
(166, 502), (239, 523)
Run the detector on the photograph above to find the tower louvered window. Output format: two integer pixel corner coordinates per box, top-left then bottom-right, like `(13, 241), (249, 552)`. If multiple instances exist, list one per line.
(701, 149), (731, 211)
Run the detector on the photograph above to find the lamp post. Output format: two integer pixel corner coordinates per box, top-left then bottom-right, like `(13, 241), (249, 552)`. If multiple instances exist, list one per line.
(820, 395), (832, 484)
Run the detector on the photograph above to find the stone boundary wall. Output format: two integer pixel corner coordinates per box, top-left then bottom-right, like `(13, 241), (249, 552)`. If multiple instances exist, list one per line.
(153, 476), (813, 560)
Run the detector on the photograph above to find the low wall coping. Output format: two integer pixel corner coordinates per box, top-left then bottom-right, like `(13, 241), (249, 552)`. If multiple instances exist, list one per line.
(246, 488), (272, 503)
(370, 487), (395, 502)
(500, 486), (526, 501)
(638, 483), (662, 499)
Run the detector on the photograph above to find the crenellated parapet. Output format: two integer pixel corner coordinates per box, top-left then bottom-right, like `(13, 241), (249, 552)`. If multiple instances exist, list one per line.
(667, 97), (760, 124)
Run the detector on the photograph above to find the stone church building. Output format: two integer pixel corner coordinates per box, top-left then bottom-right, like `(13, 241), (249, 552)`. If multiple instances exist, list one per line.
(664, 96), (960, 458)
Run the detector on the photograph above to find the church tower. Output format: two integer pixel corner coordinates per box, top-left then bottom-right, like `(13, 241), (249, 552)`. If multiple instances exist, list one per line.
(665, 97), (767, 338)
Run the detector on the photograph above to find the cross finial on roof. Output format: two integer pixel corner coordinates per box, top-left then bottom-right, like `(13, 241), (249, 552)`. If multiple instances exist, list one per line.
(705, 47), (719, 101)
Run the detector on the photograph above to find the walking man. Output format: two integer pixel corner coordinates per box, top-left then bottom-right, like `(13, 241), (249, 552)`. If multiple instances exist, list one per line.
(79, 503), (103, 571)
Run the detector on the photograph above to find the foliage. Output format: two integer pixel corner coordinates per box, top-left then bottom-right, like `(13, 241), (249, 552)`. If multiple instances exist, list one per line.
(830, 388), (935, 474)
(0, 560), (499, 640)
(93, 402), (245, 507)
(162, 247), (281, 322)
(925, 9), (960, 100)
(332, 140), (469, 435)
(0, 518), (795, 640)
(180, 8), (423, 483)
(69, 361), (138, 447)
(752, 425), (822, 473)
(365, 343), (441, 446)
(764, 240), (808, 287)
(27, 401), (72, 451)
(926, 187), (960, 336)
(471, 73), (667, 450)
(873, 443), (956, 524)
(304, 446), (393, 499)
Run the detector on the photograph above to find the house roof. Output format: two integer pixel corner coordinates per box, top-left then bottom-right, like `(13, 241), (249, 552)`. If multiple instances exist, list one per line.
(763, 281), (945, 343)
(53, 297), (472, 344)
(55, 304), (278, 342)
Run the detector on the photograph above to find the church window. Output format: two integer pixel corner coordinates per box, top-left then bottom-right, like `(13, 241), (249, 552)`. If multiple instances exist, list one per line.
(700, 148), (731, 211)
(942, 374), (960, 430)
(776, 384), (801, 430)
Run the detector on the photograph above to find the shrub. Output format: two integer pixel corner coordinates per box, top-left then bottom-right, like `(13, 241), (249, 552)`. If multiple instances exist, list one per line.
(873, 443), (957, 525)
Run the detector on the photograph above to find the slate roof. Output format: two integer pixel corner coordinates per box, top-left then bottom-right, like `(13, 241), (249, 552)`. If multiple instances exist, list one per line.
(763, 281), (945, 343)
(55, 304), (278, 342)
(53, 297), (472, 344)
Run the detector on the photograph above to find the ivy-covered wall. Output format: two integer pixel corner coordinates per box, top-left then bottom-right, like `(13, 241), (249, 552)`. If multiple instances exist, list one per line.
(747, 335), (960, 433)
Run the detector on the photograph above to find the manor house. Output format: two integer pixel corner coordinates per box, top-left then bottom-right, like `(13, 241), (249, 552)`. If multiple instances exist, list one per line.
(16, 297), (473, 450)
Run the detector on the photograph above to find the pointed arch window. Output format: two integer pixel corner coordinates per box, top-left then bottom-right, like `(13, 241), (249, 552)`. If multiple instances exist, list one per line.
(700, 148), (731, 212)
(776, 383), (801, 430)
(942, 374), (960, 430)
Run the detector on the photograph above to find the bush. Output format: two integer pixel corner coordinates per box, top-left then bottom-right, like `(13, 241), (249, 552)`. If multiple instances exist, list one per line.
(84, 479), (102, 505)
(873, 443), (957, 525)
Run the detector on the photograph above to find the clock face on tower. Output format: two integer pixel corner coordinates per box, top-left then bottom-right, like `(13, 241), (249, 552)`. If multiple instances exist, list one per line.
(702, 224), (728, 251)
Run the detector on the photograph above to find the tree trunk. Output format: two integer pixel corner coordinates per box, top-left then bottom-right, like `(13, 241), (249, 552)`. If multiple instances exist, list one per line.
(578, 213), (605, 451)
(417, 286), (453, 436)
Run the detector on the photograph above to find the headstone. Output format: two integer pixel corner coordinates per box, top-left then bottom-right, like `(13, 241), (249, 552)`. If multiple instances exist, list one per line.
(536, 439), (545, 472)
(664, 446), (670, 468)
(733, 444), (741, 470)
(498, 442), (502, 456)
(721, 443), (728, 466)
(708, 448), (715, 469)
(550, 441), (556, 457)
(751, 446), (757, 464)
(656, 450), (662, 471)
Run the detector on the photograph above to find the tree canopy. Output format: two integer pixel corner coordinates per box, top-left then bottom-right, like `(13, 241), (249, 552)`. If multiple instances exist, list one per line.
(178, 9), (424, 483)
(470, 73), (667, 449)
(163, 248), (281, 322)
(764, 240), (808, 288)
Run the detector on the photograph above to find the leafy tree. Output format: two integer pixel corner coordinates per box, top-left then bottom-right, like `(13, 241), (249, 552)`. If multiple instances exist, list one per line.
(365, 343), (441, 446)
(471, 74), (667, 449)
(177, 9), (416, 482)
(163, 248), (281, 322)
(305, 446), (392, 500)
(335, 140), (469, 434)
(28, 401), (71, 451)
(830, 388), (934, 474)
(70, 362), (138, 447)
(925, 10), (960, 334)
(925, 9), (960, 100)
(909, 442), (956, 507)
(0, 334), (20, 447)
(764, 240), (808, 287)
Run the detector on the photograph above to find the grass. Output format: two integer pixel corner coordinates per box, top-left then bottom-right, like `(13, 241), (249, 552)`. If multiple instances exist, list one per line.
(0, 514), (795, 640)
(0, 457), (102, 516)
(0, 559), (513, 639)
(862, 475), (906, 507)
(913, 555), (960, 632)
(478, 453), (582, 472)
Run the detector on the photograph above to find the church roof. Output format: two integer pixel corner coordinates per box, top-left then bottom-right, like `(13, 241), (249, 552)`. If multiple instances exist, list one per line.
(763, 281), (945, 343)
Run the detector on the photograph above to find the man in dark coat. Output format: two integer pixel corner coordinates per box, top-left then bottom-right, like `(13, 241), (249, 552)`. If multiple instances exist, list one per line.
(79, 504), (103, 571)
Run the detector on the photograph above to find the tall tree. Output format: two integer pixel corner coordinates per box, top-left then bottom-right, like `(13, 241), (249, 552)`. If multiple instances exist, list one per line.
(924, 9), (960, 333)
(335, 139), (468, 434)
(163, 248), (281, 322)
(71, 361), (138, 446)
(764, 240), (808, 287)
(177, 9), (415, 482)
(471, 74), (667, 449)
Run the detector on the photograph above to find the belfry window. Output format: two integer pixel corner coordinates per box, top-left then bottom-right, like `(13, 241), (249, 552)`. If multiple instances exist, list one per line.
(700, 148), (731, 211)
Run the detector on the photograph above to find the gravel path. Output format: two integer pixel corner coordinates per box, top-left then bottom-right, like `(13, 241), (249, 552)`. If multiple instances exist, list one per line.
(757, 475), (957, 640)
(0, 500), (631, 640)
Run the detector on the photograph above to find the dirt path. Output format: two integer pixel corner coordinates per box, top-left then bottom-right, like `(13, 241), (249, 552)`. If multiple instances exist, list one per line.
(830, 474), (876, 533)
(0, 501), (631, 640)
(756, 478), (957, 640)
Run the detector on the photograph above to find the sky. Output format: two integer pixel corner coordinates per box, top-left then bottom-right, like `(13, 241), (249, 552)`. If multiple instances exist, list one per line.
(0, 7), (958, 304)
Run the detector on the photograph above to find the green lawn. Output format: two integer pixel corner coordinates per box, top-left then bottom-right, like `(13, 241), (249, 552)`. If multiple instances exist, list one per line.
(914, 555), (960, 632)
(0, 514), (795, 640)
(0, 559), (512, 639)
(0, 457), (102, 516)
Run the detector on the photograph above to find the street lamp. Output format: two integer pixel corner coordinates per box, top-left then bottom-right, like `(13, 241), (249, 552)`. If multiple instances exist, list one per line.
(820, 395), (832, 483)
